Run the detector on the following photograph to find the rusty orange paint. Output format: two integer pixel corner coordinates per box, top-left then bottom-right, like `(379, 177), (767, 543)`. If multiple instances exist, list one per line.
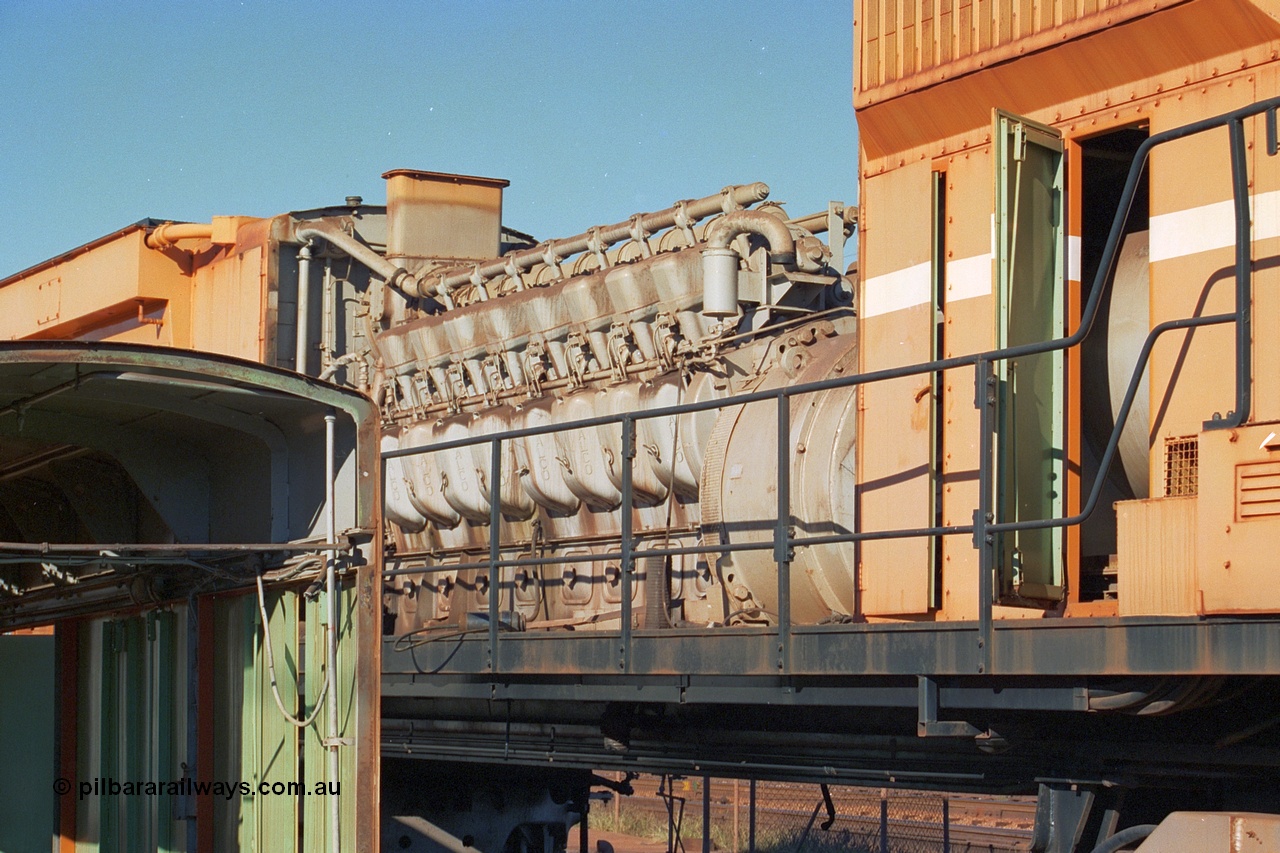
(354, 544), (383, 850)
(856, 0), (1193, 108)
(382, 169), (508, 264)
(0, 228), (190, 345)
(858, 0), (1280, 624)
(0, 213), (274, 356)
(855, 0), (1280, 169)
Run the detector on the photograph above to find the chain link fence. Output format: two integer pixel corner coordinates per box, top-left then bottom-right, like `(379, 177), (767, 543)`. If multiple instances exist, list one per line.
(590, 775), (1033, 853)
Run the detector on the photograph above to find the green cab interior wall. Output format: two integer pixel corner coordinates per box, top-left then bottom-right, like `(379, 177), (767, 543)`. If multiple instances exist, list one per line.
(0, 633), (55, 853)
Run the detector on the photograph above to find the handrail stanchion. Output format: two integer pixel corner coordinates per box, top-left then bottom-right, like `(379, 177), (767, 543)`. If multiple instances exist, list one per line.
(1205, 116), (1254, 429)
(488, 437), (502, 673)
(620, 417), (636, 673)
(974, 358), (996, 675)
(776, 393), (792, 673)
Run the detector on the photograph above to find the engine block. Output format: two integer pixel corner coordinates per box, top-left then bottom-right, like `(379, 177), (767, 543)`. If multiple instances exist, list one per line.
(376, 187), (860, 635)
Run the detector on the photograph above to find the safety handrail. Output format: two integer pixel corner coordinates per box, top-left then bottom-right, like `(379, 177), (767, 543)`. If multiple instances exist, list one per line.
(381, 96), (1279, 676)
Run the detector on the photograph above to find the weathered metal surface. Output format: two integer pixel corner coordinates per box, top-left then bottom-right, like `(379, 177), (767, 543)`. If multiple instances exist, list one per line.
(244, 590), (299, 850)
(396, 182), (771, 304)
(1136, 811), (1280, 851)
(1, 1), (1276, 841)
(854, 0), (1280, 167)
(1197, 424), (1280, 613)
(382, 169), (508, 266)
(378, 197), (856, 636)
(0, 225), (192, 344)
(1117, 496), (1198, 616)
(371, 94), (1280, 853)
(383, 616), (1280, 680)
(378, 689), (1280, 792)
(381, 99), (1276, 677)
(354, 536), (382, 853)
(0, 342), (377, 628)
(303, 584), (361, 852)
(0, 339), (382, 849)
(856, 0), (1192, 107)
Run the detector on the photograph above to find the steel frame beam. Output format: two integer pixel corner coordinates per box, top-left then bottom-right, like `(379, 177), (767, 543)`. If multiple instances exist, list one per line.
(384, 616), (1280, 684)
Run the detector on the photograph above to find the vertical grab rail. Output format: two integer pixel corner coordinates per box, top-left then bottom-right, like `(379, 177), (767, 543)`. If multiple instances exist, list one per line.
(488, 438), (502, 673)
(776, 393), (792, 673)
(1207, 115), (1255, 429)
(974, 359), (996, 675)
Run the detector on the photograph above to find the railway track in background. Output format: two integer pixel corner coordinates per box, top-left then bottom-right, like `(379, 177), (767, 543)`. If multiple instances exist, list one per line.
(600, 776), (1035, 852)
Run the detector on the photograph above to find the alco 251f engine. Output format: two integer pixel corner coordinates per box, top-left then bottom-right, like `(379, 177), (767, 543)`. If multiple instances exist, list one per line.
(371, 176), (858, 635)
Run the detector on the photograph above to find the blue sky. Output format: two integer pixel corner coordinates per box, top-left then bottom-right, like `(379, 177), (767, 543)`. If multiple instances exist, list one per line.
(0, 1), (858, 278)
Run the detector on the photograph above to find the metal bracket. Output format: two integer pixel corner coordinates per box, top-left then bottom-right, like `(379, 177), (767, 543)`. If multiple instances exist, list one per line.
(973, 357), (997, 675)
(606, 322), (634, 381)
(673, 200), (697, 246)
(1012, 122), (1028, 162)
(1030, 783), (1096, 853)
(564, 332), (590, 388)
(917, 676), (982, 738)
(540, 243), (564, 280)
(504, 257), (526, 291)
(628, 214), (654, 258)
(827, 201), (845, 274)
(587, 226), (611, 271)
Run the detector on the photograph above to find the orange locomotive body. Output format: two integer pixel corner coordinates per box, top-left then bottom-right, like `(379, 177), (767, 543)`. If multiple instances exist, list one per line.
(854, 0), (1280, 623)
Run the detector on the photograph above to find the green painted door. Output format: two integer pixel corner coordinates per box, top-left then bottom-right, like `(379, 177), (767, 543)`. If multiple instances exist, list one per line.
(994, 110), (1066, 602)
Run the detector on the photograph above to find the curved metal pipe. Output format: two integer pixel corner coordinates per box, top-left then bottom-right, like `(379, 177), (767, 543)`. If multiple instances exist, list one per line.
(295, 219), (415, 292)
(701, 210), (803, 318)
(145, 222), (214, 249)
(788, 205), (859, 236)
(1087, 677), (1223, 715)
(705, 209), (797, 262)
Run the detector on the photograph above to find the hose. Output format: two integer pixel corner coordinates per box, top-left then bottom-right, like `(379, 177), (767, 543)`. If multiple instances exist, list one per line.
(255, 572), (329, 728)
(393, 625), (490, 652)
(1088, 677), (1226, 715)
(1089, 824), (1158, 853)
